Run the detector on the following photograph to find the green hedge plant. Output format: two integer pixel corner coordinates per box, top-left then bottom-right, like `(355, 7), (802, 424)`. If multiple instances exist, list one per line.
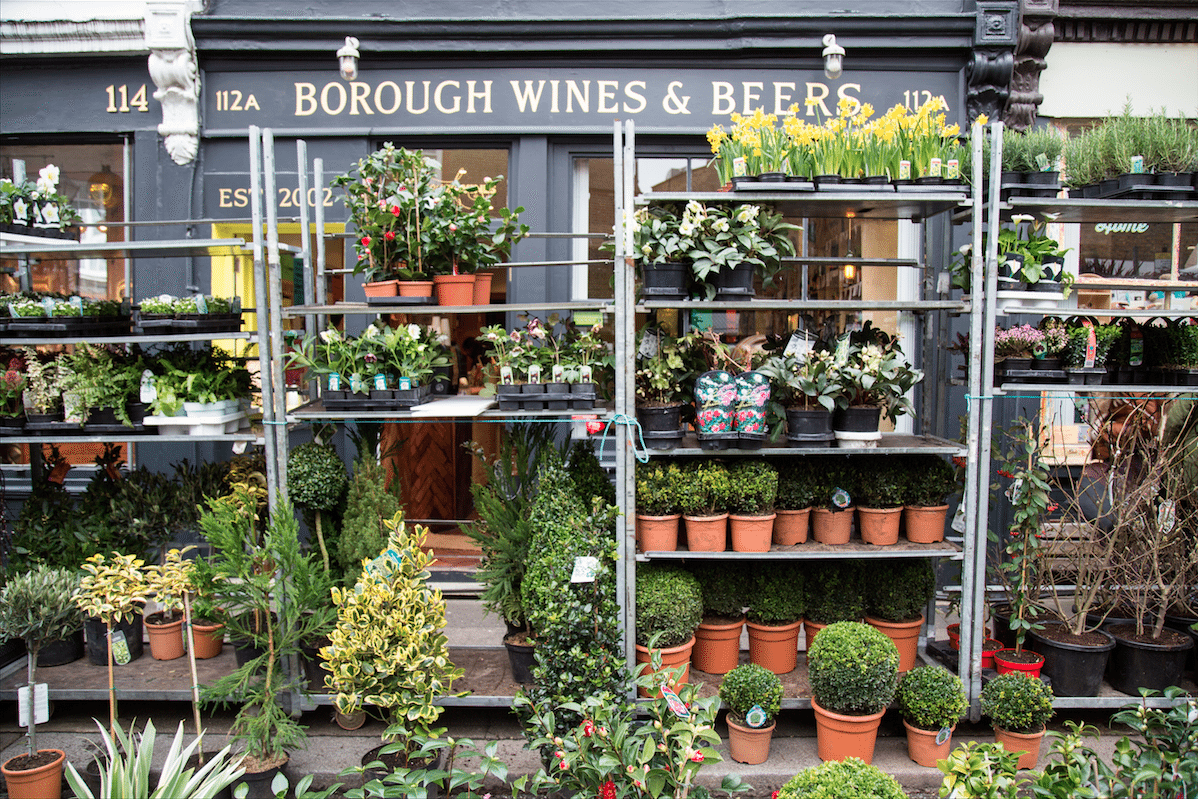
(719, 663), (784, 727)
(678, 460), (731, 517)
(807, 621), (899, 716)
(745, 563), (805, 626)
(635, 461), (685, 517)
(286, 441), (348, 573)
(894, 666), (967, 731)
(776, 757), (906, 799)
(802, 561), (865, 624)
(776, 462), (817, 510)
(980, 673), (1054, 733)
(904, 455), (959, 507)
(853, 458), (905, 508)
(727, 460), (778, 515)
(863, 559), (936, 622)
(689, 562), (748, 620)
(635, 564), (703, 648)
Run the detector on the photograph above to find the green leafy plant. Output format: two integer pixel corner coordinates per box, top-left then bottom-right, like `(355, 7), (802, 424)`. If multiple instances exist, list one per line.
(1106, 687), (1198, 798)
(287, 442), (348, 573)
(336, 451), (403, 584)
(864, 559), (936, 622)
(776, 462), (817, 510)
(895, 666), (967, 731)
(635, 329), (701, 407)
(678, 460), (731, 517)
(776, 757), (906, 799)
(745, 563), (805, 626)
(635, 564), (703, 648)
(904, 455), (959, 507)
(689, 561), (748, 620)
(18, 347), (60, 415)
(802, 561), (864, 624)
(759, 350), (841, 412)
(719, 663), (784, 726)
(343, 728), (507, 799)
(671, 201), (800, 300)
(807, 620), (899, 716)
(727, 460), (778, 515)
(567, 440), (616, 507)
(58, 343), (141, 425)
(635, 461), (685, 517)
(1002, 127), (1064, 174)
(980, 673), (1054, 733)
(937, 741), (1025, 799)
(853, 458), (906, 508)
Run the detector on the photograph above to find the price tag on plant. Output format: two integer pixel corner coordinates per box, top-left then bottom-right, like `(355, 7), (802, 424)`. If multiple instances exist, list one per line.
(783, 331), (812, 358)
(570, 556), (599, 583)
(110, 630), (132, 665)
(732, 156), (747, 178)
(194, 294), (209, 314)
(328, 372), (341, 391)
(1035, 153), (1051, 172)
(17, 683), (49, 728)
(936, 726), (952, 746)
(745, 705), (767, 728)
(499, 365), (514, 385)
(832, 488), (851, 509)
(638, 329), (660, 359)
(527, 363), (542, 383)
(1157, 499), (1176, 534)
(660, 684), (690, 719)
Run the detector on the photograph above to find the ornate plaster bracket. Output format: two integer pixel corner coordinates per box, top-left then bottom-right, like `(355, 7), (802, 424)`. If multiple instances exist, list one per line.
(145, 1), (201, 166)
(1004, 0), (1059, 131)
(968, 1), (1020, 124)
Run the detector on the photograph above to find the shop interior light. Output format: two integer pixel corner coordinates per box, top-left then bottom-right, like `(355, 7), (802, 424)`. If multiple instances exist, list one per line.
(822, 34), (845, 80)
(89, 165), (122, 210)
(337, 36), (360, 81)
(844, 263), (856, 281)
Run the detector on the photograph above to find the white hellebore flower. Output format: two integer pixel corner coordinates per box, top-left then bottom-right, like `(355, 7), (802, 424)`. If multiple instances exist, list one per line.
(1010, 214), (1035, 225)
(678, 221), (696, 237)
(38, 164), (60, 188)
(319, 328), (340, 344)
(363, 323), (380, 338)
(36, 177), (55, 195)
(407, 323), (422, 340)
(685, 200), (704, 216)
(712, 218), (729, 233)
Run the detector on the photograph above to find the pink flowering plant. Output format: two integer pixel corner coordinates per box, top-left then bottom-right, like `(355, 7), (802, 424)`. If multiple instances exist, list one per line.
(0, 356), (26, 416)
(994, 325), (1045, 359)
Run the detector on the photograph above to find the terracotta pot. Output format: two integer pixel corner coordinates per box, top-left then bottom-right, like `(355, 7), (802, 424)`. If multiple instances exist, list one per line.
(190, 621), (225, 660)
(811, 698), (886, 764)
(636, 514), (681, 552)
(726, 717), (776, 765)
(993, 649), (1045, 678)
(634, 636), (695, 697)
(803, 619), (827, 651)
(904, 505), (949, 543)
(363, 279), (400, 297)
(335, 708), (367, 730)
(746, 619), (802, 674)
(773, 507), (810, 545)
(472, 271), (494, 305)
(432, 274), (476, 306)
(729, 512), (775, 552)
(994, 725), (1045, 770)
(3, 749), (66, 799)
(857, 506), (902, 545)
(904, 720), (953, 768)
(947, 623), (960, 650)
(811, 507), (853, 544)
(145, 614), (186, 661)
(684, 513), (728, 552)
(692, 616), (744, 674)
(866, 615), (924, 672)
(397, 280), (434, 297)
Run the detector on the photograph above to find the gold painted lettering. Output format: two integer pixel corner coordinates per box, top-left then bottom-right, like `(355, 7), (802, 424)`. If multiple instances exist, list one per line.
(566, 80), (590, 113)
(349, 82), (374, 115)
(773, 82), (796, 114)
(321, 82), (347, 115)
(711, 81), (735, 115)
(375, 81), (402, 114)
(295, 83), (317, 116)
(742, 82), (764, 114)
(405, 80), (431, 114)
(550, 80), (560, 113)
(510, 80), (546, 112)
(466, 80), (492, 113)
(804, 83), (830, 117)
(434, 80), (461, 114)
(234, 188), (249, 208)
(836, 83), (862, 114)
(597, 80), (619, 113)
(219, 188), (233, 208)
(623, 81), (647, 114)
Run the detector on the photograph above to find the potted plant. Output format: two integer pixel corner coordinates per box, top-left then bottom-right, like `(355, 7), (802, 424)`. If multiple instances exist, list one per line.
(719, 663), (783, 764)
(634, 460), (684, 552)
(0, 566), (82, 799)
(809, 459), (855, 545)
(634, 328), (700, 446)
(863, 559), (936, 672)
(625, 205), (694, 300)
(980, 672), (1054, 769)
(775, 757), (907, 799)
(336, 447), (403, 580)
(726, 459), (778, 552)
(634, 564), (703, 695)
(286, 442), (348, 574)
(19, 347), (61, 423)
(903, 455), (959, 543)
(807, 620), (900, 764)
(0, 355), (26, 432)
(680, 201), (799, 301)
(688, 562), (748, 675)
(894, 665), (967, 767)
(802, 561), (865, 649)
(58, 344), (141, 427)
(677, 460), (731, 552)
(831, 326), (923, 442)
(759, 349), (839, 446)
(744, 562), (805, 674)
(774, 461), (816, 546)
(143, 548), (191, 662)
(853, 458), (906, 545)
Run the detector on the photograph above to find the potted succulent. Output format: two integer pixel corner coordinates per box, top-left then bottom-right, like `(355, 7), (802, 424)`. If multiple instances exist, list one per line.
(903, 455), (959, 543)
(802, 561), (866, 650)
(677, 460), (731, 552)
(286, 442), (348, 574)
(744, 562), (805, 674)
(634, 564), (703, 695)
(774, 461), (816, 546)
(853, 458), (906, 545)
(894, 665), (967, 767)
(807, 621), (900, 764)
(775, 758), (907, 799)
(726, 459), (778, 552)
(980, 672), (1054, 770)
(688, 562), (748, 675)
(0, 566), (82, 799)
(634, 460), (684, 552)
(863, 559), (936, 673)
(809, 459), (855, 545)
(719, 663), (784, 764)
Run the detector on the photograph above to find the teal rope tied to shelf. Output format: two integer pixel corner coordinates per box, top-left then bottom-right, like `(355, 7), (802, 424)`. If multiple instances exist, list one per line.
(601, 413), (650, 464)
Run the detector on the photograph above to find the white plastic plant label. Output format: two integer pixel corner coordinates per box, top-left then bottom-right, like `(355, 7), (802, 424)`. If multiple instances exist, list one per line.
(732, 156), (747, 178)
(936, 726), (952, 745)
(579, 365), (593, 383)
(1035, 153), (1051, 172)
(17, 683), (49, 727)
(69, 295), (84, 314)
(527, 363), (542, 383)
(1131, 155), (1144, 174)
(951, 503), (967, 533)
(551, 364), (565, 383)
(638, 329), (660, 359)
(140, 370), (157, 404)
(1157, 499), (1176, 534)
(194, 294), (209, 314)
(500, 365), (514, 385)
(783, 332), (812, 359)
(899, 160), (911, 180)
(373, 373), (387, 390)
(946, 159), (960, 180)
(570, 556), (599, 583)
(349, 373), (364, 393)
(745, 705), (767, 728)
(929, 158), (942, 177)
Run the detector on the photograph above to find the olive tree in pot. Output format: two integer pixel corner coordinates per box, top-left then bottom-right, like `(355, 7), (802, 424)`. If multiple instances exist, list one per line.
(893, 665), (967, 767)
(863, 558), (936, 672)
(635, 460), (685, 552)
(727, 459), (778, 552)
(980, 672), (1054, 769)
(678, 460), (731, 552)
(853, 458), (906, 545)
(286, 441), (348, 574)
(776, 758), (906, 799)
(902, 455), (960, 543)
(801, 561), (865, 650)
(0, 566), (81, 799)
(744, 563), (805, 674)
(774, 461), (816, 546)
(635, 564), (703, 695)
(807, 621), (899, 764)
(719, 663), (783, 765)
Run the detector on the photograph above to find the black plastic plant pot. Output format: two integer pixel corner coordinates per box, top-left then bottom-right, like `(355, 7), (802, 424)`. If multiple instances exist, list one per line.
(504, 633), (536, 684)
(786, 407), (833, 439)
(697, 432), (736, 450)
(84, 616), (144, 666)
(1029, 625), (1115, 697)
(713, 263), (755, 300)
(37, 630), (85, 667)
(496, 383), (521, 410)
(737, 431), (767, 449)
(641, 261), (689, 299)
(832, 406), (881, 433)
(637, 403), (683, 433)
(232, 764), (288, 799)
(1105, 624), (1194, 695)
(545, 383), (571, 410)
(1117, 173), (1154, 191)
(1024, 170), (1059, 186)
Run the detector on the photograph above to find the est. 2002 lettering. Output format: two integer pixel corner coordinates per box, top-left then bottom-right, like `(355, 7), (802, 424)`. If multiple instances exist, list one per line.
(218, 187), (337, 209)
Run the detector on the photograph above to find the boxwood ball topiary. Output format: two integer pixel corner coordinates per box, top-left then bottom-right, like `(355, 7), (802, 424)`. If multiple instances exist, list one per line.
(635, 564), (703, 648)
(980, 673), (1054, 733)
(727, 459), (779, 515)
(864, 559), (936, 622)
(808, 620), (899, 716)
(745, 563), (805, 625)
(287, 442), (348, 510)
(895, 665), (967, 730)
(718, 662), (784, 724)
(689, 561), (748, 619)
(776, 757), (907, 799)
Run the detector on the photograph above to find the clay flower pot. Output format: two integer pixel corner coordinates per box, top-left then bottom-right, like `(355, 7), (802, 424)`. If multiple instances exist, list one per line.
(692, 616), (744, 675)
(144, 612), (186, 661)
(190, 620), (225, 660)
(684, 513), (728, 552)
(772, 507), (810, 545)
(994, 725), (1045, 770)
(746, 619), (802, 674)
(635, 636), (695, 697)
(866, 615), (924, 672)
(432, 274), (476, 306)
(397, 279), (434, 298)
(729, 512), (775, 552)
(363, 279), (400, 297)
(811, 698), (886, 764)
(3, 749), (66, 799)
(803, 619), (827, 651)
(904, 720), (954, 767)
(904, 504), (949, 543)
(472, 270), (494, 305)
(857, 506), (902, 545)
(726, 717), (776, 765)
(811, 507), (853, 545)
(636, 513), (681, 552)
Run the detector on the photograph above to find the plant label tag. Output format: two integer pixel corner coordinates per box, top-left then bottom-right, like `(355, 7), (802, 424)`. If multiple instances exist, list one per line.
(527, 364), (542, 383)
(232, 296), (242, 314)
(1084, 327), (1097, 368)
(552, 364), (565, 383)
(946, 159), (960, 180)
(1130, 155), (1144, 174)
(1129, 327), (1144, 366)
(732, 156), (747, 178)
(41, 297), (55, 315)
(936, 726), (952, 746)
(783, 332), (812, 358)
(110, 630), (132, 665)
(328, 373), (341, 391)
(745, 705), (767, 728)
(1035, 153), (1051, 172)
(373, 373), (388, 390)
(398, 376), (413, 390)
(1157, 499), (1176, 533)
(834, 334), (851, 363)
(579, 365), (593, 383)
(832, 487), (851, 509)
(899, 160), (911, 180)
(951, 502), (967, 533)
(500, 365), (514, 385)
(929, 158), (942, 177)
(70, 295), (84, 314)
(639, 329), (660, 359)
(17, 683), (49, 727)
(570, 556), (599, 583)
(660, 684), (690, 718)
(140, 370), (157, 404)
(194, 294), (209, 314)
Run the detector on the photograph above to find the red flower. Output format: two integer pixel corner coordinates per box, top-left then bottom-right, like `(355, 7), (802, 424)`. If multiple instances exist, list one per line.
(391, 204), (401, 216)
(384, 231), (395, 241)
(582, 720), (595, 737)
(599, 781), (617, 799)
(449, 223), (458, 232)
(997, 469), (1014, 478)
(689, 750), (703, 762)
(1046, 502), (1059, 513)
(772, 793), (780, 799)
(360, 236), (371, 247)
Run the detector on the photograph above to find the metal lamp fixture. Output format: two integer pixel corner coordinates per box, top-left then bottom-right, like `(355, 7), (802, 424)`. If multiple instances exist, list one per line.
(822, 34), (845, 80)
(337, 36), (360, 81)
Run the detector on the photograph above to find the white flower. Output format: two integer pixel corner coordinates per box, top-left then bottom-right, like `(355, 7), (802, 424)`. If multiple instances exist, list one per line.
(735, 205), (760, 223)
(38, 164), (59, 187)
(319, 328), (340, 344)
(407, 323), (421, 339)
(436, 334), (450, 347)
(685, 200), (704, 216)
(36, 177), (55, 195)
(1010, 214), (1035, 225)
(712, 218), (729, 233)
(641, 244), (652, 256)
(678, 221), (696, 237)
(363, 323), (380, 338)
(958, 244), (972, 255)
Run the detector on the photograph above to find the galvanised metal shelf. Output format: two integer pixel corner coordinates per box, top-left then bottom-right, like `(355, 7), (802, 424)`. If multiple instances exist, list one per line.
(637, 539), (961, 562)
(282, 300), (613, 318)
(1005, 196), (1198, 224)
(0, 238), (249, 259)
(645, 433), (966, 457)
(638, 190), (968, 221)
(995, 383), (1198, 395)
(0, 331), (253, 346)
(0, 432), (260, 444)
(639, 299), (969, 313)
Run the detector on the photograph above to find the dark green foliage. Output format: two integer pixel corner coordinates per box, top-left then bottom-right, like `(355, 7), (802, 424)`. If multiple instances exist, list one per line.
(635, 565), (703, 647)
(1063, 326), (1089, 368)
(852, 458), (906, 508)
(895, 666), (967, 730)
(807, 621), (899, 715)
(287, 443), (348, 511)
(864, 559), (936, 622)
(808, 457), (856, 509)
(719, 663), (783, 724)
(776, 462), (817, 510)
(336, 453), (403, 582)
(1168, 322), (1198, 367)
(980, 673), (1054, 733)
(11, 478), (88, 571)
(567, 440), (616, 507)
(776, 758), (906, 799)
(802, 561), (865, 624)
(689, 562), (748, 618)
(635, 461), (685, 517)
(903, 456), (959, 507)
(727, 460), (779, 515)
(745, 563), (805, 625)
(678, 460), (731, 516)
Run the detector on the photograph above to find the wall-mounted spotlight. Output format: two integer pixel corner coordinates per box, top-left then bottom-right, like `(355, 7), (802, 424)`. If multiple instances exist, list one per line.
(337, 36), (360, 81)
(844, 263), (856, 281)
(822, 34), (845, 80)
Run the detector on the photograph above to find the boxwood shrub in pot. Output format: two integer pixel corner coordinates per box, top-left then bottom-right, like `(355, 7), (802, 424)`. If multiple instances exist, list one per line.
(853, 457), (906, 545)
(719, 663), (784, 764)
(634, 460), (685, 552)
(678, 460), (731, 552)
(808, 458), (856, 545)
(776, 758), (906, 799)
(802, 560), (865, 648)
(894, 666), (967, 767)
(980, 672), (1054, 769)
(689, 562), (748, 674)
(635, 564), (703, 692)
(745, 563), (805, 674)
(286, 441), (348, 574)
(902, 455), (959, 543)
(807, 621), (899, 764)
(727, 459), (778, 552)
(774, 461), (816, 545)
(863, 559), (936, 672)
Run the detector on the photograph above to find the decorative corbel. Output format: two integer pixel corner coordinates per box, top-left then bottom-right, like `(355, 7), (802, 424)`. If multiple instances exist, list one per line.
(968, 1), (1019, 124)
(1003, 0), (1059, 131)
(145, 1), (200, 166)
